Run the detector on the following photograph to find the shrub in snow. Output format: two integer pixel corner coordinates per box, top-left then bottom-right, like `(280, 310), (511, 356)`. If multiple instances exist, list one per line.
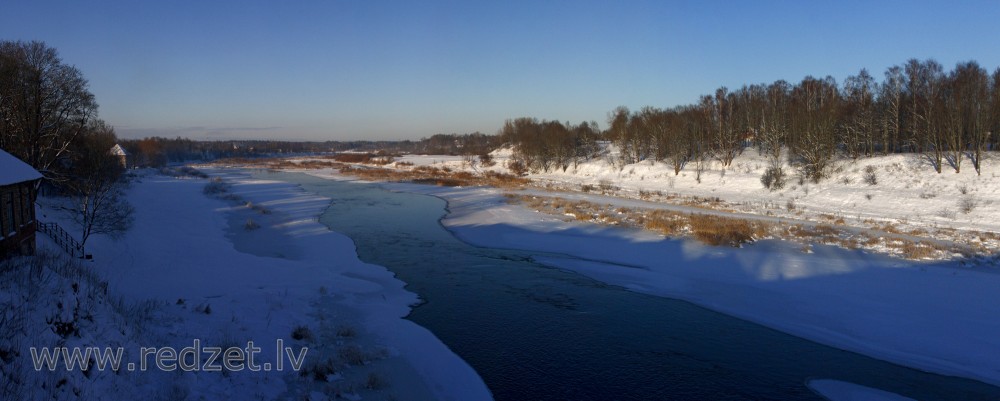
(366, 372), (387, 390)
(245, 218), (260, 231)
(598, 180), (619, 193)
(507, 160), (528, 177)
(291, 325), (314, 341)
(336, 325), (358, 338)
(478, 153), (495, 167)
(338, 345), (367, 365)
(760, 166), (786, 191)
(194, 303), (212, 314)
(937, 209), (957, 219)
(959, 197), (977, 214)
(863, 166), (878, 185)
(203, 178), (228, 195)
(301, 358), (337, 382)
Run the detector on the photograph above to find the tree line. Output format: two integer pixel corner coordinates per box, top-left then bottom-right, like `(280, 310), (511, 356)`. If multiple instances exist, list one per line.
(502, 59), (1000, 182)
(119, 133), (502, 168)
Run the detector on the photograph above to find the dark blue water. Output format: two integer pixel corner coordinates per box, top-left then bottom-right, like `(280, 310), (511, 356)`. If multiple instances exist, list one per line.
(266, 171), (1000, 401)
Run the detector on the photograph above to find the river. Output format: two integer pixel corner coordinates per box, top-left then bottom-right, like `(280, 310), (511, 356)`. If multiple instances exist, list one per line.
(263, 171), (1000, 401)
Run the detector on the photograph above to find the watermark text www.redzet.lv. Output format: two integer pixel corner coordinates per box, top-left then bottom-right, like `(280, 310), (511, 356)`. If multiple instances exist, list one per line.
(29, 339), (307, 372)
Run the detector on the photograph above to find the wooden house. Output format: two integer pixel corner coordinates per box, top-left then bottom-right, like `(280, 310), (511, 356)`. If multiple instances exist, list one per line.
(0, 149), (43, 258)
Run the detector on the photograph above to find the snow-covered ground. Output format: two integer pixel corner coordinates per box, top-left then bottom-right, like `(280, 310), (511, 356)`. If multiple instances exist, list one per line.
(381, 148), (1000, 254)
(300, 168), (1000, 390)
(10, 168), (491, 400)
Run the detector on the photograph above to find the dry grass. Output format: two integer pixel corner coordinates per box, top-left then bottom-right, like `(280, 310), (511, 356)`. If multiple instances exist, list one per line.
(789, 224), (839, 239)
(338, 345), (367, 366)
(899, 241), (937, 259)
(508, 195), (769, 247)
(642, 210), (687, 236)
(338, 164), (530, 189)
(688, 214), (767, 247)
(513, 194), (974, 260)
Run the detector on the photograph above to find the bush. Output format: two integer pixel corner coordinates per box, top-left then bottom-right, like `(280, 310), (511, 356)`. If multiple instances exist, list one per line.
(366, 372), (387, 390)
(508, 160), (529, 176)
(291, 325), (314, 341)
(338, 345), (366, 365)
(244, 218), (260, 230)
(760, 166), (786, 191)
(598, 179), (619, 193)
(959, 196), (976, 214)
(203, 178), (228, 194)
(479, 153), (495, 167)
(300, 358), (337, 382)
(336, 325), (357, 338)
(863, 165), (878, 185)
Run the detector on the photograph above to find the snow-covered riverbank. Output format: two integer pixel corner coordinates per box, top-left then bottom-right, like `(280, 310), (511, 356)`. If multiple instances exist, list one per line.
(25, 169), (491, 400)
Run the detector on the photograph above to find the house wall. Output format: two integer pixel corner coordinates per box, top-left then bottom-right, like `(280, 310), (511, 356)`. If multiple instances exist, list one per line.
(0, 181), (38, 258)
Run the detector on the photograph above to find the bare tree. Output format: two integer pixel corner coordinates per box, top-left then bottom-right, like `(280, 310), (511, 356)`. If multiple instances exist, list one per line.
(948, 61), (991, 174)
(789, 76), (840, 182)
(841, 69), (877, 158)
(905, 59), (946, 173)
(60, 122), (134, 247)
(0, 41), (97, 183)
(708, 87), (743, 167)
(878, 66), (905, 154)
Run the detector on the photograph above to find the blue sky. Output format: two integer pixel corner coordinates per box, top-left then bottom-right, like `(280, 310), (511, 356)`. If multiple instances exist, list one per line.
(2, 0), (998, 140)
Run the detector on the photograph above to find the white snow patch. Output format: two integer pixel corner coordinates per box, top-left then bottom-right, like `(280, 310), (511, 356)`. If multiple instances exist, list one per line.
(0, 148), (42, 185)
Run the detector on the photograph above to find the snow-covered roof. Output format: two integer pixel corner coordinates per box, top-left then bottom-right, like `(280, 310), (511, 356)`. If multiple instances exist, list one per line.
(110, 144), (128, 156)
(0, 149), (42, 186)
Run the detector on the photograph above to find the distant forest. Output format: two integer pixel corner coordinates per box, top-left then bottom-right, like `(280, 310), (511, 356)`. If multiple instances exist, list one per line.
(504, 59), (1000, 181)
(119, 132), (500, 166)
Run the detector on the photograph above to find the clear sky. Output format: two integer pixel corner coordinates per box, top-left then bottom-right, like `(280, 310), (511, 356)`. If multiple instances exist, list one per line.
(2, 0), (998, 140)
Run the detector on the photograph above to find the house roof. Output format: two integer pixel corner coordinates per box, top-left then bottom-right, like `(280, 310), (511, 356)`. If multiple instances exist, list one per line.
(110, 144), (128, 156)
(0, 149), (43, 186)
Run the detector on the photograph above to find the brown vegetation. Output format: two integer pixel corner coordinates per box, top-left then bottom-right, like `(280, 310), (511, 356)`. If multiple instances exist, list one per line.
(688, 214), (768, 247)
(507, 194), (978, 260)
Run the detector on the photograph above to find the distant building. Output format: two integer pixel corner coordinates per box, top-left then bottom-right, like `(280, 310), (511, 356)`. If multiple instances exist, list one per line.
(110, 144), (129, 169)
(0, 149), (43, 258)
